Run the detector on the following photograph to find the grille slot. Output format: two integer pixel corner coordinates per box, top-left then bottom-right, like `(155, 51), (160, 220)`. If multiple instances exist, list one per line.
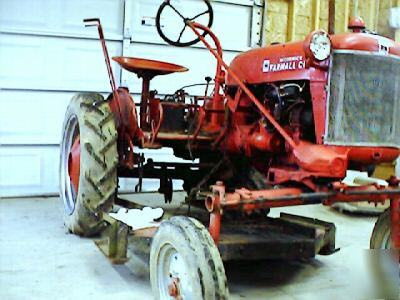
(325, 51), (400, 147)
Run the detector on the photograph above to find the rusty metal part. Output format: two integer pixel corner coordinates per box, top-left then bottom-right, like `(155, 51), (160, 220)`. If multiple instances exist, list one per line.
(149, 101), (163, 144)
(131, 226), (158, 238)
(217, 213), (336, 261)
(94, 214), (129, 264)
(168, 278), (181, 299)
(207, 182), (400, 215)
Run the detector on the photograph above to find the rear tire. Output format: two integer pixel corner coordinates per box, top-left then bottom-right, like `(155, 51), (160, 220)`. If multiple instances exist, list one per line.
(150, 216), (229, 300)
(60, 93), (118, 236)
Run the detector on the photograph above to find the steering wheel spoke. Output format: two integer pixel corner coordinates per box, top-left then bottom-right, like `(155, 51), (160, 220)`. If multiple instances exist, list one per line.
(177, 24), (188, 43)
(166, 2), (186, 21)
(190, 10), (210, 21)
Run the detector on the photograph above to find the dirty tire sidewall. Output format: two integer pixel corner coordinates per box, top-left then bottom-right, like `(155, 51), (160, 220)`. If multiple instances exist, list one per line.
(150, 216), (229, 300)
(369, 209), (399, 299)
(370, 209), (391, 249)
(60, 93), (118, 236)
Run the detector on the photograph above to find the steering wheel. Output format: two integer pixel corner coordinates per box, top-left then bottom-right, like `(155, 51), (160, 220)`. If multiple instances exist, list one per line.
(156, 0), (214, 47)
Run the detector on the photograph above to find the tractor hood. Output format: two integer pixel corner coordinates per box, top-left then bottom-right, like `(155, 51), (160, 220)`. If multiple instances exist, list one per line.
(227, 32), (400, 85)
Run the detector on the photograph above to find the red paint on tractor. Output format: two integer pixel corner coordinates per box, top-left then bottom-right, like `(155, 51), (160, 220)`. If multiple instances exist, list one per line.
(391, 198), (400, 250)
(68, 137), (80, 194)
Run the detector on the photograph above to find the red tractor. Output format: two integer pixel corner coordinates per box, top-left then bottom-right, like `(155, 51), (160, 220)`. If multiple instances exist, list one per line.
(60, 1), (399, 298)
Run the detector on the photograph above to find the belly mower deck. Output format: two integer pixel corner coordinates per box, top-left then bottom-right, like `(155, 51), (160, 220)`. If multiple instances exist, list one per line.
(94, 210), (336, 264)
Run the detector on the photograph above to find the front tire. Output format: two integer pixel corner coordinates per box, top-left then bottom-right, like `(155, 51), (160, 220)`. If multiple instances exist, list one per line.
(150, 216), (229, 300)
(370, 209), (391, 249)
(370, 209), (398, 299)
(60, 93), (118, 236)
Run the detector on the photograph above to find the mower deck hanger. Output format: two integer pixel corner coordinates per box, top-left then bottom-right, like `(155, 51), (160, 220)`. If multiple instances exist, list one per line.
(61, 1), (400, 298)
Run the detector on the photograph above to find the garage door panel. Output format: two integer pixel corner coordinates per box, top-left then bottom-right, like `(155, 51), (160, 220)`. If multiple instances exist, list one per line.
(0, 0), (124, 39)
(210, 1), (252, 50)
(0, 91), (73, 145)
(129, 0), (253, 51)
(0, 34), (122, 92)
(0, 146), (59, 197)
(123, 43), (238, 95)
(0, 91), (115, 145)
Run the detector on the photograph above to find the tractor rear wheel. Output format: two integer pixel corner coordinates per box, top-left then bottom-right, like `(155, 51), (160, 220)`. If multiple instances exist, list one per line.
(60, 93), (118, 236)
(150, 216), (229, 300)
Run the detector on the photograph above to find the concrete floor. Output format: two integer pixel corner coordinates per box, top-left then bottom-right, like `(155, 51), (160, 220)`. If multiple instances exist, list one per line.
(0, 194), (386, 300)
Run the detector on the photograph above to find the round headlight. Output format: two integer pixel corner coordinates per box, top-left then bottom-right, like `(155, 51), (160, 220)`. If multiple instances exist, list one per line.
(309, 31), (331, 61)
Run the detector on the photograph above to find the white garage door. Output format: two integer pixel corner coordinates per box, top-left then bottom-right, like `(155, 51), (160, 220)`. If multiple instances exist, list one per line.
(0, 0), (263, 197)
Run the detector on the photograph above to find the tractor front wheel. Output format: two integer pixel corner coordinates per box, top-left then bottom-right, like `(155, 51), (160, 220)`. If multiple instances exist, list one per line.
(60, 93), (118, 236)
(369, 209), (398, 299)
(150, 216), (229, 300)
(370, 209), (392, 249)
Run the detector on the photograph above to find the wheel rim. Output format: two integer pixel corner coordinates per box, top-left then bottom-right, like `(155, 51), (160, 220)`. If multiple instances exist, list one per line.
(157, 243), (193, 299)
(61, 115), (80, 215)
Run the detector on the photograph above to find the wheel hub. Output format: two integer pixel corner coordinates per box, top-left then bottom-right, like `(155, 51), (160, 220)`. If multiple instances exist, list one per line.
(68, 137), (81, 195)
(61, 115), (80, 215)
(158, 245), (192, 299)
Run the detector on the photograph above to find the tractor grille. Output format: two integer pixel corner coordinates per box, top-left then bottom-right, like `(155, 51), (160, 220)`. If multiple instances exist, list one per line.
(325, 51), (400, 147)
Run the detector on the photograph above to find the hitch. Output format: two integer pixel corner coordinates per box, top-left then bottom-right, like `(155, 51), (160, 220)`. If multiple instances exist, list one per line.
(94, 214), (129, 264)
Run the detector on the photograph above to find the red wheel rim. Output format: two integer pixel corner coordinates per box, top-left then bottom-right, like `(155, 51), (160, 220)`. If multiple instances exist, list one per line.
(68, 136), (81, 196)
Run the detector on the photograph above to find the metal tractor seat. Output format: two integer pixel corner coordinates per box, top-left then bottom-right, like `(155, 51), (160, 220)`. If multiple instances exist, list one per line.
(112, 56), (188, 78)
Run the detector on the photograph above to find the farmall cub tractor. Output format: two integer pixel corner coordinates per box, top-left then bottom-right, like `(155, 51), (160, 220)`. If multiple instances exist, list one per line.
(60, 1), (400, 299)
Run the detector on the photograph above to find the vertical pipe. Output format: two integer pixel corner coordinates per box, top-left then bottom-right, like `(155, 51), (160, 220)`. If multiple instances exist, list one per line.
(328, 0), (336, 34)
(207, 195), (221, 245)
(353, 0), (359, 17)
(311, 0), (321, 31)
(140, 77), (151, 128)
(287, 0), (296, 41)
(396, 1), (400, 42)
(261, 0), (269, 46)
(367, 0), (376, 29)
(373, 0), (380, 30)
(343, 0), (350, 32)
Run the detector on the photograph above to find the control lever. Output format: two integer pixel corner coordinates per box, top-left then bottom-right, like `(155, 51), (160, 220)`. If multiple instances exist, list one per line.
(204, 76), (212, 97)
